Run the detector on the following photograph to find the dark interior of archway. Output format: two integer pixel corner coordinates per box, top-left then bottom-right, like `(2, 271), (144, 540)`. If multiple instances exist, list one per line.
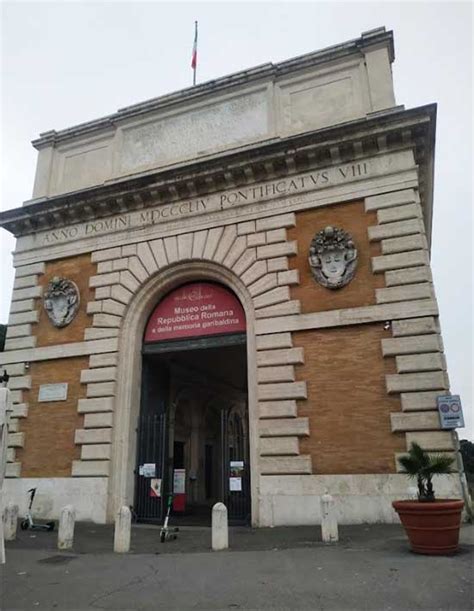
(139, 340), (249, 526)
(147, 342), (247, 392)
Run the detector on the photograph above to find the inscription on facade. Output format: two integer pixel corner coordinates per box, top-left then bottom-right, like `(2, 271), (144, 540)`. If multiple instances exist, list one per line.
(40, 162), (369, 246)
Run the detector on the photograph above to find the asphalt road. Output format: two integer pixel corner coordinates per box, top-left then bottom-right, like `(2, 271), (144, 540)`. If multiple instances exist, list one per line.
(1, 524), (473, 610)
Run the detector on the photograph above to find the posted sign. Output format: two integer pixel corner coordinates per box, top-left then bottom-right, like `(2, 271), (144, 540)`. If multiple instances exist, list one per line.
(437, 395), (464, 429)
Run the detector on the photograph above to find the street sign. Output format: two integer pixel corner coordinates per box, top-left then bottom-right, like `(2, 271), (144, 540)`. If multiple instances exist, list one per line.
(437, 395), (464, 429)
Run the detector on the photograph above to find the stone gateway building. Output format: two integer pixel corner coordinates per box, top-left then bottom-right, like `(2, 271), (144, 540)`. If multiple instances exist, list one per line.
(0, 28), (463, 526)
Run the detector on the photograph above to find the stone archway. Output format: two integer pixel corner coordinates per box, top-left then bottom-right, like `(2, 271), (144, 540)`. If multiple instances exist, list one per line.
(107, 261), (260, 525)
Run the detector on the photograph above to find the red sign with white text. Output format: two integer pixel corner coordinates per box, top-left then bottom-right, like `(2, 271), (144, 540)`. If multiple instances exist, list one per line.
(144, 282), (246, 343)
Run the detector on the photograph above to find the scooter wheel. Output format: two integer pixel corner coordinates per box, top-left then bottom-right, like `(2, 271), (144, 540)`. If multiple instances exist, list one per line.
(46, 522), (55, 532)
(160, 531), (166, 543)
(20, 519), (29, 530)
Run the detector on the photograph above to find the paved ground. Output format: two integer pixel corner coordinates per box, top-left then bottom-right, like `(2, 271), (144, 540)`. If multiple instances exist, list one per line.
(1, 523), (473, 610)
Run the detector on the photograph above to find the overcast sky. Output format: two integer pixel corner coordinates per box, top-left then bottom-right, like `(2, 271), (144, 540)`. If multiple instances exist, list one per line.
(1, 1), (472, 438)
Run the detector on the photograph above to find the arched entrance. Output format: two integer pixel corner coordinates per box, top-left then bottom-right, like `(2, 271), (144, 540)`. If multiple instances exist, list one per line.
(133, 281), (250, 525)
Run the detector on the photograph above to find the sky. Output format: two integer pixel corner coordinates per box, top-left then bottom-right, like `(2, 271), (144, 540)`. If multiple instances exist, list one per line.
(0, 1), (472, 439)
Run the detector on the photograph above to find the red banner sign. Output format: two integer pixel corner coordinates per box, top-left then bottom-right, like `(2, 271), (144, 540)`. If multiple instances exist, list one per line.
(144, 282), (246, 343)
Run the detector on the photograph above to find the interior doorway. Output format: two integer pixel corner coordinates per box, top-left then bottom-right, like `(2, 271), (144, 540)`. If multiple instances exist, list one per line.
(134, 282), (250, 526)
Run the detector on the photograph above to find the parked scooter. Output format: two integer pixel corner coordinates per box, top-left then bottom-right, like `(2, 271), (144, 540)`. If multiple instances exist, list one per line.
(20, 488), (55, 531)
(160, 494), (179, 542)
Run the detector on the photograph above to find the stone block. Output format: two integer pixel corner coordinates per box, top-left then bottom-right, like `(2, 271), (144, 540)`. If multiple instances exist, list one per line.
(256, 241), (297, 260)
(260, 456), (312, 474)
(8, 310), (40, 326)
(81, 367), (117, 384)
(396, 353), (446, 373)
(15, 262), (45, 277)
(237, 220), (255, 235)
(222, 236), (247, 268)
(377, 203), (423, 224)
(74, 428), (112, 444)
(11, 403), (28, 418)
(89, 353), (118, 368)
(381, 234), (428, 255)
(128, 257), (149, 283)
(256, 333), (293, 351)
(9, 299), (35, 313)
(84, 328), (119, 341)
(202, 227), (224, 260)
(91, 247), (122, 263)
(256, 213), (296, 231)
(6, 325), (32, 339)
(97, 261), (113, 274)
(11, 286), (42, 301)
(248, 274), (278, 297)
(260, 437), (299, 456)
(385, 266), (432, 286)
(232, 248), (256, 276)
(3, 503), (19, 541)
(375, 283), (433, 304)
(5, 463), (21, 477)
(121, 244), (137, 257)
(257, 348), (304, 366)
(7, 376), (31, 390)
(72, 460), (110, 477)
(247, 232), (266, 247)
(77, 397), (114, 414)
(100, 300), (126, 317)
(267, 257), (289, 272)
(258, 382), (307, 401)
(382, 335), (442, 356)
(255, 300), (301, 319)
(111, 285), (133, 305)
(7, 432), (24, 448)
(365, 189), (417, 211)
(8, 419), (19, 433)
(95, 286), (112, 300)
(254, 287), (290, 309)
(278, 269), (299, 286)
(137, 241), (159, 275)
(89, 272), (120, 288)
(321, 494), (338, 543)
(149, 239), (168, 268)
(112, 258), (130, 272)
(119, 270), (140, 293)
(405, 431), (454, 451)
(386, 372), (449, 393)
(266, 228), (287, 244)
(1, 363), (25, 376)
(81, 444), (112, 460)
(259, 418), (309, 437)
(177, 233), (194, 260)
(87, 302), (102, 315)
(84, 412), (113, 428)
(259, 400), (298, 419)
(368, 218), (424, 241)
(241, 261), (267, 286)
(372, 250), (429, 273)
(400, 391), (445, 412)
(257, 366), (295, 383)
(390, 411), (441, 432)
(391, 317), (438, 337)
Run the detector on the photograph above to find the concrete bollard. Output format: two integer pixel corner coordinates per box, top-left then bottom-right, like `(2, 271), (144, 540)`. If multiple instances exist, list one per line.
(4, 502), (19, 542)
(58, 505), (75, 550)
(321, 493), (338, 543)
(114, 506), (131, 553)
(211, 502), (228, 551)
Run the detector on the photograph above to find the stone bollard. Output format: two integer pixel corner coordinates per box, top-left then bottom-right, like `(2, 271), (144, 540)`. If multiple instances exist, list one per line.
(320, 493), (338, 543)
(58, 505), (75, 550)
(4, 502), (19, 542)
(114, 506), (131, 553)
(212, 502), (228, 551)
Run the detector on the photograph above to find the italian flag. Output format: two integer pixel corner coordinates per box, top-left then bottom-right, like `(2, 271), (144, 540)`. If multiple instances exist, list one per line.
(191, 21), (198, 70)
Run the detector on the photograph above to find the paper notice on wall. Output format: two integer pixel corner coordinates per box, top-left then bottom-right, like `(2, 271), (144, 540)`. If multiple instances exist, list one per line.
(173, 469), (186, 494)
(139, 463), (156, 478)
(150, 479), (162, 498)
(229, 477), (242, 492)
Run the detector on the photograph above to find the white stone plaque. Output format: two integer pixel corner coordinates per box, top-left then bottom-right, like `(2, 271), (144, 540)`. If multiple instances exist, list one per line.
(38, 383), (68, 402)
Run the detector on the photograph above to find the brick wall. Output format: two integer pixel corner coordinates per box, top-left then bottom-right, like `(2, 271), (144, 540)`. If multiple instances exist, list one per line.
(35, 254), (95, 346)
(17, 357), (87, 477)
(294, 324), (405, 474)
(288, 201), (384, 313)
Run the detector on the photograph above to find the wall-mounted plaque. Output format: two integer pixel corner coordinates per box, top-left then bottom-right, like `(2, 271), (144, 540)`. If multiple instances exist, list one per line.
(38, 383), (68, 402)
(309, 225), (358, 289)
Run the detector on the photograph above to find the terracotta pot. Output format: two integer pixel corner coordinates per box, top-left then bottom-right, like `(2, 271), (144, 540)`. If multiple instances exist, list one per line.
(392, 499), (464, 555)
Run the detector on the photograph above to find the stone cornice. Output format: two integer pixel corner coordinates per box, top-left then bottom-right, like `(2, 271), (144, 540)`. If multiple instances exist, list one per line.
(1, 104), (435, 243)
(31, 28), (394, 149)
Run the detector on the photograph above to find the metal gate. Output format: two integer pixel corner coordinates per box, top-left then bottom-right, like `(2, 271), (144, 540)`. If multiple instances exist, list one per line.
(221, 405), (251, 524)
(134, 411), (167, 522)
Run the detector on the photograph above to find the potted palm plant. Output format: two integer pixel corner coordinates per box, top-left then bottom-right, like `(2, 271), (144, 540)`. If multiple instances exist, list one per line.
(393, 442), (464, 555)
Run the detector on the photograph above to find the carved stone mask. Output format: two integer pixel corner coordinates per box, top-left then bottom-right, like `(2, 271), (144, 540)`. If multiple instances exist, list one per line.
(309, 226), (358, 289)
(43, 276), (80, 327)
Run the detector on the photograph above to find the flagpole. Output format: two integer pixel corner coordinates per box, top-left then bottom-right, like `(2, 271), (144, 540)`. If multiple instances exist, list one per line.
(192, 21), (198, 86)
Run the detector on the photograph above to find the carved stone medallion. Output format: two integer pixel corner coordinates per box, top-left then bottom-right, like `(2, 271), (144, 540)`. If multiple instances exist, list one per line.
(308, 226), (358, 289)
(43, 276), (80, 327)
